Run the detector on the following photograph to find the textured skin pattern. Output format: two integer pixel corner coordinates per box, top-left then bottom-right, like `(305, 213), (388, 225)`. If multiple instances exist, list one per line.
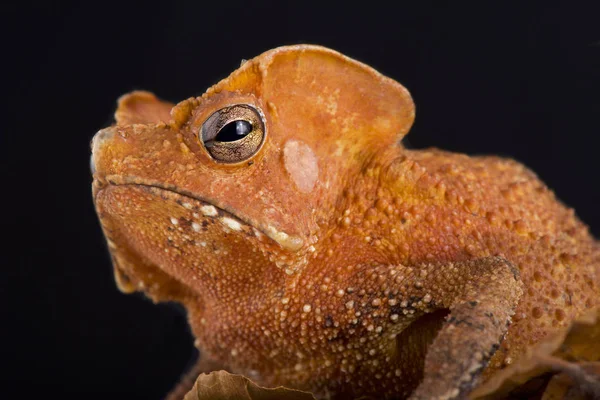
(91, 45), (599, 399)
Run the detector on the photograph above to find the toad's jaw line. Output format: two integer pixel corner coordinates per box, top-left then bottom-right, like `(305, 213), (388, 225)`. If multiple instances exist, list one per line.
(92, 176), (305, 252)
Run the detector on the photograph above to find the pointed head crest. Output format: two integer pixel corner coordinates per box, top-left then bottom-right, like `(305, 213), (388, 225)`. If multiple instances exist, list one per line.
(197, 45), (415, 156)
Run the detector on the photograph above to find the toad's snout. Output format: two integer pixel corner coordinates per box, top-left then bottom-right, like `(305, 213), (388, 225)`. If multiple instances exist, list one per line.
(90, 127), (116, 175)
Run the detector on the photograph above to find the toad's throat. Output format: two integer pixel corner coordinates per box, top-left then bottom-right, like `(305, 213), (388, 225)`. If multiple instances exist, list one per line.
(93, 175), (304, 252)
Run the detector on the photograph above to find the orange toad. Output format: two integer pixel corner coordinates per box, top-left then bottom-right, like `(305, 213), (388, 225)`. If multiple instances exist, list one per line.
(91, 45), (599, 399)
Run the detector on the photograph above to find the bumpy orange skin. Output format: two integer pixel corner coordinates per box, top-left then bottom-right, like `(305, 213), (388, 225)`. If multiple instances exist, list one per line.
(91, 45), (600, 399)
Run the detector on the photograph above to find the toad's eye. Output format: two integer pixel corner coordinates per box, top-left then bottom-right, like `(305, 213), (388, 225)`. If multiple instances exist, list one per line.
(200, 104), (265, 163)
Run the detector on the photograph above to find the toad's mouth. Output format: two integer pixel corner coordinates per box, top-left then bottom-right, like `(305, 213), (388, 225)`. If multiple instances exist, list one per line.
(92, 175), (305, 252)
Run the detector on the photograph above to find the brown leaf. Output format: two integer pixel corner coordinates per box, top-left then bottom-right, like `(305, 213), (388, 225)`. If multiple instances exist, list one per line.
(541, 362), (600, 400)
(470, 308), (600, 399)
(183, 370), (317, 400)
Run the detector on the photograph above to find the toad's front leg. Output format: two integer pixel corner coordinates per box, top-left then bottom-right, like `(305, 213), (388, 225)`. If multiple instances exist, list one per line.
(404, 256), (523, 400)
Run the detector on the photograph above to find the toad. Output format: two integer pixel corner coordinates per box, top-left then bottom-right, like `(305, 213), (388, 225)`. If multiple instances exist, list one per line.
(91, 45), (600, 399)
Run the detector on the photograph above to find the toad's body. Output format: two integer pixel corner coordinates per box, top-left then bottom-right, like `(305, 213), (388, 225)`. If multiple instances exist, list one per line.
(91, 45), (599, 399)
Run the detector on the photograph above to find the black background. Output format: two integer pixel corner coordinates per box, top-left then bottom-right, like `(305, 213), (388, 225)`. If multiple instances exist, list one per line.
(3, 2), (600, 399)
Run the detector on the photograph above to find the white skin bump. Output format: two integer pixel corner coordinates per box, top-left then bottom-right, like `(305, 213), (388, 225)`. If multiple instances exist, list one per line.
(221, 217), (242, 231)
(283, 139), (319, 193)
(200, 205), (218, 217)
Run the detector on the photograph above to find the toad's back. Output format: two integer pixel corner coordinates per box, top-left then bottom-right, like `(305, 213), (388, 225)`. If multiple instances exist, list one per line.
(403, 147), (600, 371)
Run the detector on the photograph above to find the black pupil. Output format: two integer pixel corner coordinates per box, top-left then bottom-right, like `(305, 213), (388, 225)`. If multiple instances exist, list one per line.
(215, 120), (252, 142)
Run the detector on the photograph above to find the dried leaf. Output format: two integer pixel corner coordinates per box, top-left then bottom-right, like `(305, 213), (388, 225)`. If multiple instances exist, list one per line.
(542, 372), (575, 400)
(541, 362), (600, 400)
(470, 308), (600, 399)
(183, 370), (316, 400)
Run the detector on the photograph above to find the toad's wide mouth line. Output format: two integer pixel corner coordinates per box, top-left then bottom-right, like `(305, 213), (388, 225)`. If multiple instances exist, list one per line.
(92, 174), (305, 252)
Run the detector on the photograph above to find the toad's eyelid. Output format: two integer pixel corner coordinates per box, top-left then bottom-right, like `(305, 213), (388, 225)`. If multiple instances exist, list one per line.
(201, 111), (222, 142)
